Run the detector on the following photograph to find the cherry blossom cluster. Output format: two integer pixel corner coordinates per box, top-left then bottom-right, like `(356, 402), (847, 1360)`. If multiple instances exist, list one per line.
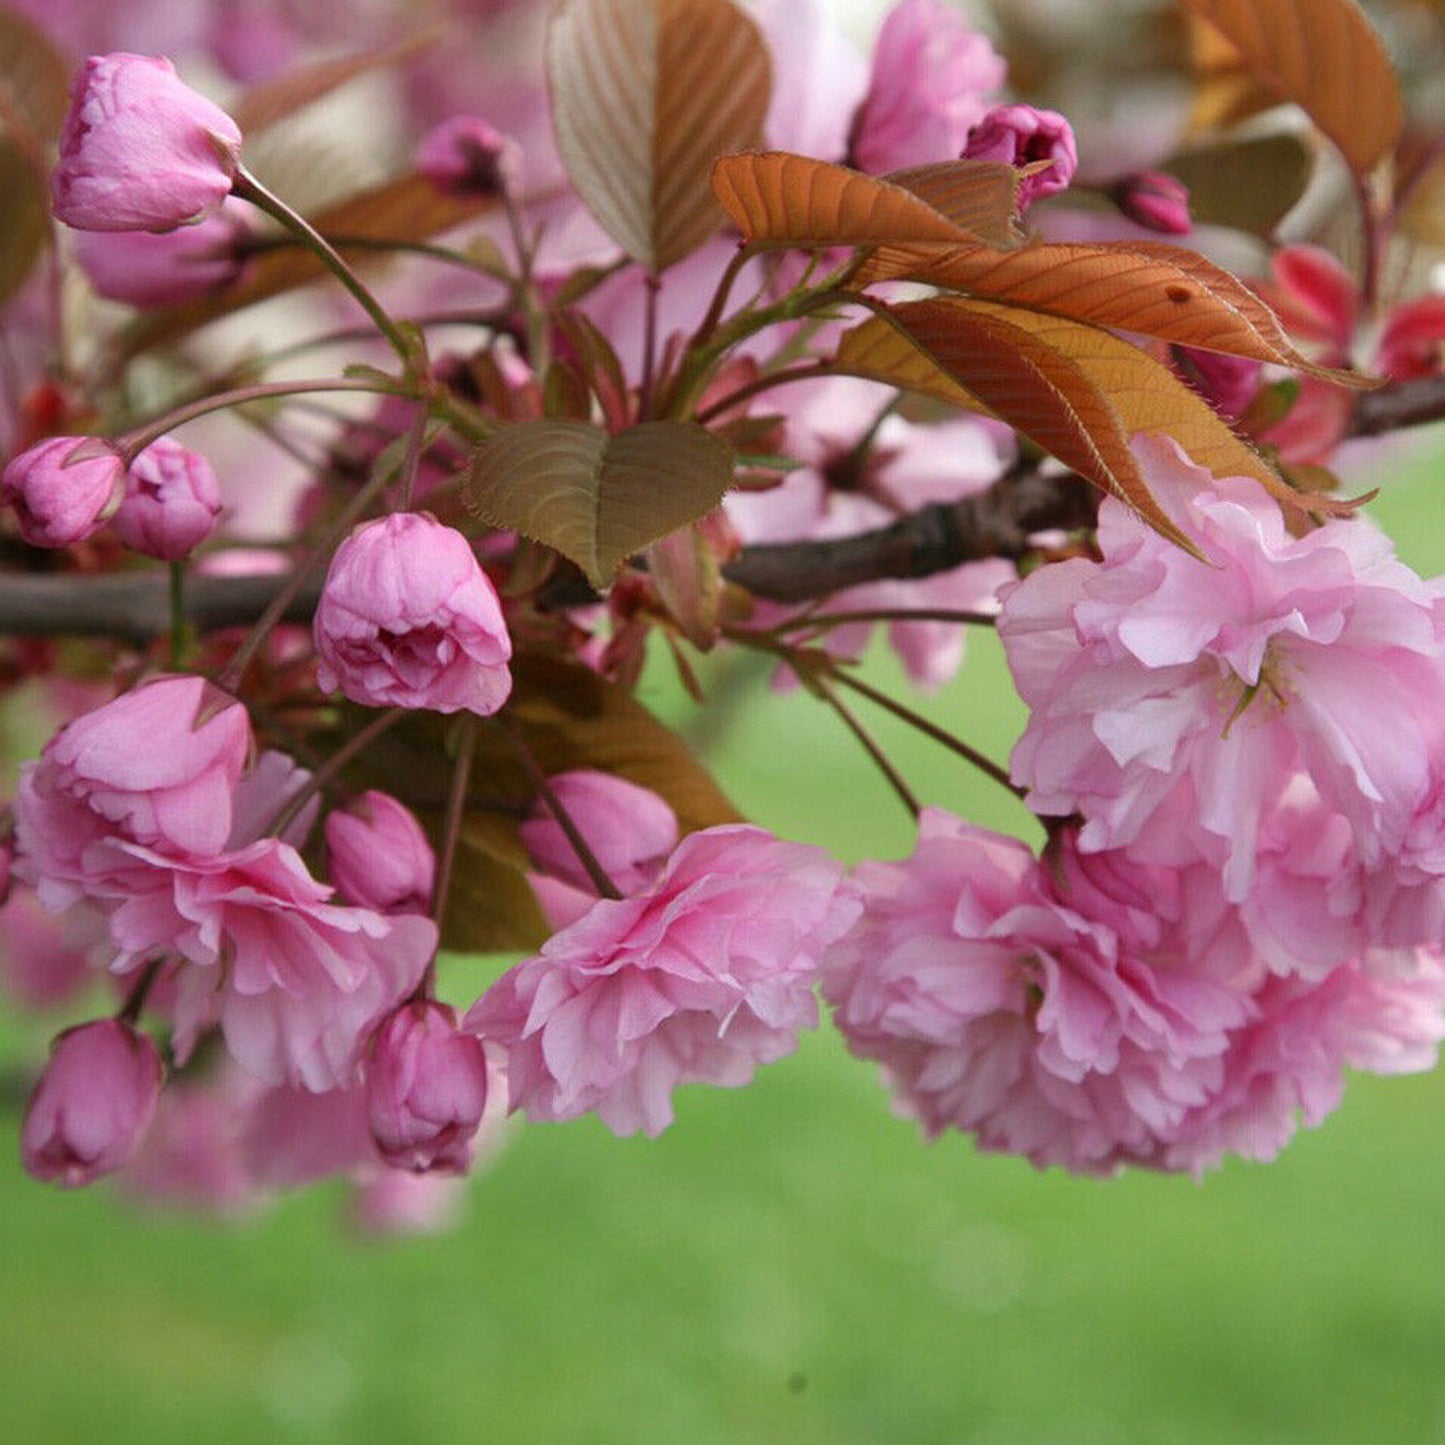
(2, 0), (1444, 1227)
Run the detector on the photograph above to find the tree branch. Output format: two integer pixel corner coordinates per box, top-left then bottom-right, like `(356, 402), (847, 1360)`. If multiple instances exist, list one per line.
(1351, 373), (1445, 437)
(7, 367), (1444, 644)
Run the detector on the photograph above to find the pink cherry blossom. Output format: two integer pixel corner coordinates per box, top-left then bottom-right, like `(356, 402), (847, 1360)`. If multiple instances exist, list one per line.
(824, 811), (1251, 1174)
(852, 0), (1006, 174)
(367, 1001), (490, 1173)
(21, 1018), (164, 1187)
(2, 435), (122, 548)
(52, 54), (243, 232)
(113, 436), (223, 560)
(999, 434), (1445, 906)
(16, 674), (250, 876)
(314, 512), (514, 716)
(466, 826), (858, 1137)
(961, 104), (1078, 208)
(754, 0), (868, 161)
(325, 790), (436, 916)
(103, 838), (437, 1091)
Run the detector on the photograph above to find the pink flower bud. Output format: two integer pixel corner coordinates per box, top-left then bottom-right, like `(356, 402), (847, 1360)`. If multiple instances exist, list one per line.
(520, 769), (678, 899)
(2, 436), (122, 548)
(52, 54), (243, 233)
(314, 513), (513, 716)
(21, 1019), (164, 1187)
(962, 104), (1078, 209)
(112, 437), (222, 560)
(416, 116), (521, 197)
(1108, 171), (1192, 235)
(367, 1002), (489, 1173)
(72, 203), (250, 307)
(325, 790), (436, 915)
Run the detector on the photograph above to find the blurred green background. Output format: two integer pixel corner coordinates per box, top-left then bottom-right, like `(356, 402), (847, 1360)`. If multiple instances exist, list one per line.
(3, 434), (1445, 1445)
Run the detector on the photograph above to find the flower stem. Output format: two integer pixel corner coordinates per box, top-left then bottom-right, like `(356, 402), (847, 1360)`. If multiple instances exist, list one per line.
(267, 706), (408, 840)
(810, 670), (921, 821)
(497, 716), (623, 900)
(232, 167), (420, 369)
(431, 716), (480, 934)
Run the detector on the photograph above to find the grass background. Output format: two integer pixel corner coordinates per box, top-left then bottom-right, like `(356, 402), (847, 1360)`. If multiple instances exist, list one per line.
(3, 432), (1445, 1444)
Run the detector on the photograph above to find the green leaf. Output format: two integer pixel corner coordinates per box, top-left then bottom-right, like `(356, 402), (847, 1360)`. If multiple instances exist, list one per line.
(468, 419), (736, 588)
(547, 0), (771, 271)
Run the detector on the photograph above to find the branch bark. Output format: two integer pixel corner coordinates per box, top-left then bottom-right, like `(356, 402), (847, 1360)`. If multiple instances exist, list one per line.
(2, 368), (1442, 643)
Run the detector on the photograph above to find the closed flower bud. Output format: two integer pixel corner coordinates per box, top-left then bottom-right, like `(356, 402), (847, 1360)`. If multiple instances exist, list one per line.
(314, 513), (513, 716)
(21, 1019), (164, 1187)
(367, 1002), (489, 1173)
(52, 53), (243, 233)
(962, 104), (1078, 209)
(326, 790), (436, 916)
(416, 116), (521, 197)
(72, 204), (250, 308)
(113, 437), (222, 560)
(1108, 171), (1192, 235)
(2, 436), (122, 547)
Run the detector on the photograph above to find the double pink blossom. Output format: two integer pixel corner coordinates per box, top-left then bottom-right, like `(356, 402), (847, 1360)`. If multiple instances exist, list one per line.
(113, 436), (223, 560)
(314, 513), (514, 716)
(961, 104), (1078, 209)
(825, 811), (1445, 1174)
(72, 203), (251, 307)
(325, 790), (436, 916)
(15, 678), (438, 1092)
(999, 435), (1445, 912)
(467, 826), (859, 1137)
(367, 1002), (490, 1173)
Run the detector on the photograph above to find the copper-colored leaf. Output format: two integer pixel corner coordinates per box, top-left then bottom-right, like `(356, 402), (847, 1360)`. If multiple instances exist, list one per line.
(232, 30), (441, 133)
(349, 657), (742, 950)
(855, 238), (1365, 382)
(1185, 11), (1283, 134)
(1176, 0), (1404, 176)
(125, 174), (493, 353)
(834, 312), (996, 414)
(547, 0), (771, 271)
(711, 151), (989, 250)
(839, 297), (1347, 546)
(840, 300), (1195, 547)
(879, 160), (1023, 248)
(468, 419), (736, 587)
(1163, 133), (1314, 238)
(0, 9), (69, 307)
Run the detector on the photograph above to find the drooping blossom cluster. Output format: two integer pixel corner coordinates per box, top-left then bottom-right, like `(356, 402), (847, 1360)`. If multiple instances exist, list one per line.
(824, 436), (1445, 1173)
(3, 0), (1444, 1227)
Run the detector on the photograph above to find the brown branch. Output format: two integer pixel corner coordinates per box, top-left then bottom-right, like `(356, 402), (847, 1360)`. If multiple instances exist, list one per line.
(8, 365), (1445, 646)
(0, 571), (322, 644)
(722, 467), (1098, 603)
(1350, 373), (1445, 437)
